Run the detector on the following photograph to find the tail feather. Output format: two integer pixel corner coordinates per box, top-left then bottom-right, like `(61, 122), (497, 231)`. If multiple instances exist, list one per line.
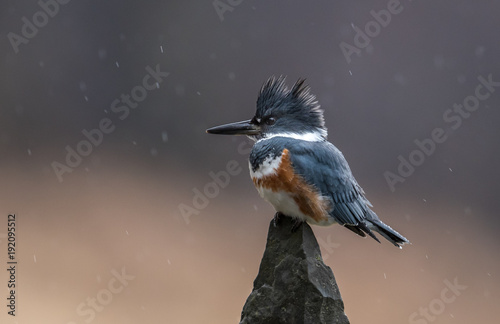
(341, 210), (410, 248)
(358, 221), (381, 244)
(366, 210), (410, 248)
(344, 224), (366, 237)
(344, 222), (381, 244)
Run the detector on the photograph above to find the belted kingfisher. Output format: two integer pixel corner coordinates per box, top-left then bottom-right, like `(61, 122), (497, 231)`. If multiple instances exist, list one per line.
(207, 76), (409, 248)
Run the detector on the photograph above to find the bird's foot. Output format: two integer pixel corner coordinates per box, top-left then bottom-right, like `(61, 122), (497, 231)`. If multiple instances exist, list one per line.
(291, 219), (304, 233)
(273, 212), (283, 227)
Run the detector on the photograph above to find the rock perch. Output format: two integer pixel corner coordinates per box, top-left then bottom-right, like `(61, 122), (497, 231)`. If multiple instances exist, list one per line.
(240, 216), (350, 324)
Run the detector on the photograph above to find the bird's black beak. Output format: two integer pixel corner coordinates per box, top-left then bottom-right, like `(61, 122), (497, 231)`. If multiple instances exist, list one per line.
(206, 119), (260, 136)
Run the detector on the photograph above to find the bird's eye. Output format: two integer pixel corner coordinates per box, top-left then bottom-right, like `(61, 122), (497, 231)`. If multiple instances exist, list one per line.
(265, 117), (276, 125)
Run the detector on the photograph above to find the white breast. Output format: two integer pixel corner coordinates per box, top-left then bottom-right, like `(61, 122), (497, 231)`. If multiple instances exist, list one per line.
(248, 155), (334, 226)
(249, 154), (281, 179)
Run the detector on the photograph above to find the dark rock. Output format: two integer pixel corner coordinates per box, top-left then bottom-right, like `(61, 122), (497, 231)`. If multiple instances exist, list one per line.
(240, 217), (350, 324)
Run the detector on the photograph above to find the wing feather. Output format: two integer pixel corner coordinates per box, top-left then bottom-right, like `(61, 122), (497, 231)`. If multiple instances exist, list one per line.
(286, 141), (371, 227)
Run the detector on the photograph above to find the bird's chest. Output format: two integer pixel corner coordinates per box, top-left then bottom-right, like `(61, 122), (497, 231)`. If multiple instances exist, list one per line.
(249, 149), (332, 225)
(250, 153), (296, 214)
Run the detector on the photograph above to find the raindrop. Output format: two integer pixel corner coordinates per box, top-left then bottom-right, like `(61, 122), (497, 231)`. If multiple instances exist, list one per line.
(475, 46), (485, 58)
(449, 168), (453, 172)
(125, 230), (129, 235)
(175, 85), (185, 96)
(167, 259), (171, 265)
(27, 149), (32, 156)
(383, 273), (387, 279)
(197, 91), (201, 95)
(115, 61), (120, 68)
(228, 72), (236, 80)
(151, 148), (158, 156)
(84, 96), (89, 102)
(161, 131), (168, 142)
(160, 45), (164, 53)
(98, 49), (107, 60)
(15, 105), (24, 115)
(349, 70), (352, 76)
(394, 73), (407, 85)
(433, 56), (445, 69)
(33, 255), (37, 263)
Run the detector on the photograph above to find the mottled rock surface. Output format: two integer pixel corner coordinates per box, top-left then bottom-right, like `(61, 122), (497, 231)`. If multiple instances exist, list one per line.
(240, 216), (350, 324)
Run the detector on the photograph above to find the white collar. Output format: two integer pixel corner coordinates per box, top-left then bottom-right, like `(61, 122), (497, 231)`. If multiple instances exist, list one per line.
(256, 129), (326, 143)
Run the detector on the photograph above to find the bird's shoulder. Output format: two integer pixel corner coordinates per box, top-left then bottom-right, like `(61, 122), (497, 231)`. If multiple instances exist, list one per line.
(250, 137), (353, 191)
(284, 139), (354, 187)
(284, 139), (369, 204)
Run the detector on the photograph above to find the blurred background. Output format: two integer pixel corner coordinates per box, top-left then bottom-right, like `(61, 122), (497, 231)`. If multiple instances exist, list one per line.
(1, 0), (499, 323)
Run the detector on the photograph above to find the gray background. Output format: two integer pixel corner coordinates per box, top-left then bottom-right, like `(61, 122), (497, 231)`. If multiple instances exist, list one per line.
(1, 1), (498, 323)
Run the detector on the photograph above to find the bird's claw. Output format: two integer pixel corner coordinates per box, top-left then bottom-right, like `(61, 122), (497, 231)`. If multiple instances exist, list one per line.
(273, 212), (283, 227)
(291, 219), (304, 232)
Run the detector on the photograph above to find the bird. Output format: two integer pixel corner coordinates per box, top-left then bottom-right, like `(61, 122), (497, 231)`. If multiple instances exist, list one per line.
(206, 76), (409, 248)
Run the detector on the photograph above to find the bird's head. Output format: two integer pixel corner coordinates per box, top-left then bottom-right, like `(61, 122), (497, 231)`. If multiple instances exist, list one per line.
(206, 76), (327, 141)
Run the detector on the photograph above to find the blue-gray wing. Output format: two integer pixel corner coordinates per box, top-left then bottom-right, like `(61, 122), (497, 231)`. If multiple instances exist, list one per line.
(271, 138), (408, 247)
(286, 140), (372, 227)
